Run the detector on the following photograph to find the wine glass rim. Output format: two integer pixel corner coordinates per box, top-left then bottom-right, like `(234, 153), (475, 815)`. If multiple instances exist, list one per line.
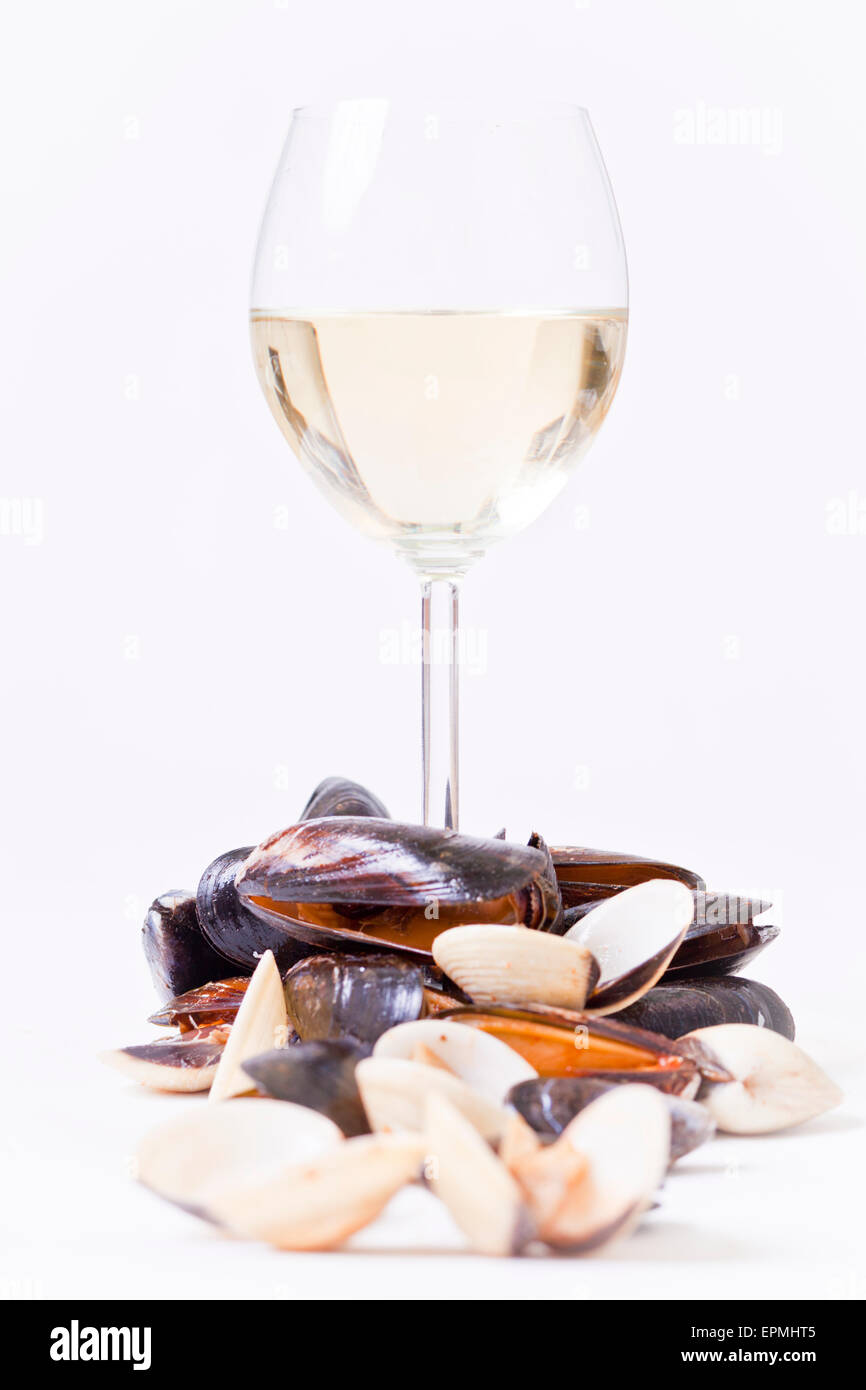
(288, 98), (592, 122)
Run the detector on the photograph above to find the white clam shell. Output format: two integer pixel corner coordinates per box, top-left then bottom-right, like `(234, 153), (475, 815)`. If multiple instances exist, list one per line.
(373, 1018), (537, 1099)
(432, 924), (597, 1011)
(424, 1091), (533, 1256)
(209, 950), (288, 1103)
(136, 1097), (424, 1250)
(566, 879), (693, 1014)
(356, 1056), (508, 1142)
(540, 1083), (671, 1250)
(682, 1024), (843, 1134)
(137, 1098), (343, 1209)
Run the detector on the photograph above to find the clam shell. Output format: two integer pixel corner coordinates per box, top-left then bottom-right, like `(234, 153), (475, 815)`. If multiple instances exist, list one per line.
(372, 1018), (537, 1100)
(507, 1077), (714, 1161)
(356, 1056), (509, 1142)
(519, 1084), (670, 1251)
(566, 879), (693, 1015)
(209, 951), (289, 1104)
(431, 924), (599, 1012)
(137, 1098), (421, 1248)
(681, 1024), (843, 1134)
(210, 1132), (425, 1250)
(137, 1098), (342, 1212)
(424, 1091), (534, 1256)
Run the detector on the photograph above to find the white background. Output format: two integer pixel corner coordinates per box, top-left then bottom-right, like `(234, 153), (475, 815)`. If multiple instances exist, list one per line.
(1, 0), (864, 1301)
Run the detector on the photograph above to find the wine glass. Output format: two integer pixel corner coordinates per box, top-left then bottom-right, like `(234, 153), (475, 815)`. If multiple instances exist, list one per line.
(251, 100), (627, 830)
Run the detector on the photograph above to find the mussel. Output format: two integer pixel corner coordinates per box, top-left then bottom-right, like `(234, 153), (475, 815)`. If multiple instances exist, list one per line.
(196, 847), (316, 973)
(148, 977), (250, 1031)
(243, 1039), (370, 1136)
(551, 846), (704, 911)
(439, 1005), (710, 1094)
(299, 776), (390, 821)
(102, 1023), (231, 1092)
(235, 819), (562, 961)
(142, 891), (232, 1001)
(283, 953), (426, 1047)
(615, 976), (795, 1040)
(506, 1076), (716, 1162)
(668, 919), (779, 978)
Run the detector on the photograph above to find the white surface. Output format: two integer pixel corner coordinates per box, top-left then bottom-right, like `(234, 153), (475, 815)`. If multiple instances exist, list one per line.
(2, 0), (865, 1299)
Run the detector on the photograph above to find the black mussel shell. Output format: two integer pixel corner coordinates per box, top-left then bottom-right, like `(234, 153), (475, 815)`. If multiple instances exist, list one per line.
(299, 776), (390, 821)
(284, 953), (426, 1046)
(238, 818), (557, 912)
(528, 831), (564, 930)
(235, 819), (561, 960)
(142, 891), (233, 1002)
(148, 977), (250, 1029)
(665, 922), (779, 979)
(107, 1024), (231, 1090)
(551, 847), (704, 912)
(196, 847), (317, 974)
(615, 976), (795, 1040)
(242, 1039), (369, 1136)
(507, 1077), (715, 1161)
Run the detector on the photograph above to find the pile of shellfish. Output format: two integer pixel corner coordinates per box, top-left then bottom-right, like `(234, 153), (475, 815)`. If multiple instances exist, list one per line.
(105, 776), (842, 1256)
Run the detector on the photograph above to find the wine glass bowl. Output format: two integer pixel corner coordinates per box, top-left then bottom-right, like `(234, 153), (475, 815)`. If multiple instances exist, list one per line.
(251, 100), (628, 825)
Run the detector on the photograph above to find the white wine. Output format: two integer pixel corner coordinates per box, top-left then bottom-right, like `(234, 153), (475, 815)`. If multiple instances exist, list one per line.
(251, 310), (627, 569)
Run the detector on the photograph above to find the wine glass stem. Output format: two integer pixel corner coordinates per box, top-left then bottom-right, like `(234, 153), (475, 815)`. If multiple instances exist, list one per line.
(421, 576), (460, 829)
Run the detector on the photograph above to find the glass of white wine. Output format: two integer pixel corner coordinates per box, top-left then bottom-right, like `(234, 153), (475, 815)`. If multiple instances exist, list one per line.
(251, 100), (627, 829)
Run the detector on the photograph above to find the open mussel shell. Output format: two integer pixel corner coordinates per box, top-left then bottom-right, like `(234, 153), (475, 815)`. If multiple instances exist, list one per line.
(236, 819), (561, 961)
(551, 846), (704, 911)
(196, 847), (316, 973)
(101, 1024), (230, 1092)
(440, 1005), (703, 1093)
(284, 953), (426, 1047)
(565, 879), (694, 1015)
(507, 1076), (715, 1162)
(615, 976), (795, 1040)
(148, 977), (250, 1030)
(142, 891), (232, 1002)
(243, 1040), (370, 1137)
(298, 776), (390, 821)
(666, 920), (780, 979)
